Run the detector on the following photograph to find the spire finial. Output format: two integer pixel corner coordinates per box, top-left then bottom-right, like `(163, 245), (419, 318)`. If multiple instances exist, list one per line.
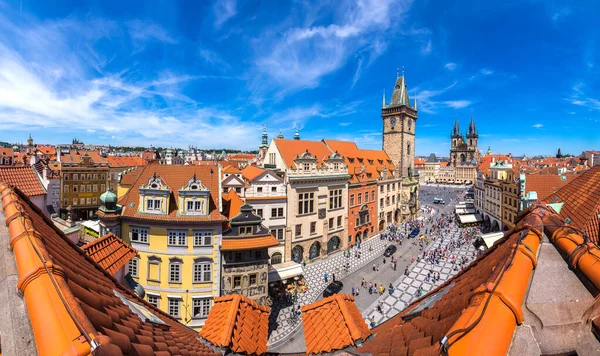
(402, 66), (405, 77)
(396, 67), (399, 78)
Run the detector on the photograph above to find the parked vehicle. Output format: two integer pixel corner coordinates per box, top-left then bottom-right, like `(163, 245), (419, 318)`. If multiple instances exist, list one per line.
(323, 281), (344, 298)
(409, 228), (420, 238)
(433, 197), (446, 204)
(384, 245), (397, 257)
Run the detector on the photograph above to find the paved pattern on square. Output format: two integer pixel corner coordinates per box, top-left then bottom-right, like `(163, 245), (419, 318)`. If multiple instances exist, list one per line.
(362, 219), (478, 327)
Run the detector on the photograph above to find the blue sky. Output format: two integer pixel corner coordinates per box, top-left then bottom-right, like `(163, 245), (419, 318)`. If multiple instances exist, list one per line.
(0, 0), (599, 156)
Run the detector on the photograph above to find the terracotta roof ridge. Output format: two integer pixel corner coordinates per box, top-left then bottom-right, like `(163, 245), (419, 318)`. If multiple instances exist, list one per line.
(222, 294), (241, 347)
(335, 294), (364, 342)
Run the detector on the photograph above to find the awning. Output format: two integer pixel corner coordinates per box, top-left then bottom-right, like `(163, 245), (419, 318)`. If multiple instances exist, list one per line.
(455, 208), (477, 215)
(481, 232), (505, 248)
(268, 261), (304, 282)
(458, 213), (483, 224)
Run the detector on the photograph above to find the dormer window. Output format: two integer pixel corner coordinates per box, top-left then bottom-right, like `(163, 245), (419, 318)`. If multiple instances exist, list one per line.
(187, 200), (204, 212)
(239, 226), (253, 235)
(368, 160), (374, 165)
(334, 163), (339, 170)
(179, 175), (210, 216)
(303, 163), (310, 171)
(147, 199), (161, 211)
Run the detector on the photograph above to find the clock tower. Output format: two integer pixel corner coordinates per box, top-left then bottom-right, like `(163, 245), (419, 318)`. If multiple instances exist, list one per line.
(382, 72), (418, 177)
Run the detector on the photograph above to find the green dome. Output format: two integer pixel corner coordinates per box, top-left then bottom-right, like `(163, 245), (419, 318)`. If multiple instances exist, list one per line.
(100, 190), (118, 206)
(12, 145), (19, 150)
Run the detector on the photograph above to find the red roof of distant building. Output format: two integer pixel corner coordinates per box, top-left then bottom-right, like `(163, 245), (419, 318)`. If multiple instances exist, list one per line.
(60, 150), (107, 164)
(525, 173), (574, 200)
(0, 166), (45, 196)
(274, 139), (336, 168)
(241, 165), (266, 181)
(81, 233), (138, 276)
(118, 166), (143, 186)
(107, 155), (147, 168)
(0, 147), (14, 157)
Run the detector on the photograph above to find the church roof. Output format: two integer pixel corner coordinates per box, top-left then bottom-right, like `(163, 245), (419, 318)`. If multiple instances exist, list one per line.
(386, 74), (412, 108)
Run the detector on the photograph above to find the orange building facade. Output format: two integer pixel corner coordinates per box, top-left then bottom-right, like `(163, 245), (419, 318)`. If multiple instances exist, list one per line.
(347, 178), (378, 244)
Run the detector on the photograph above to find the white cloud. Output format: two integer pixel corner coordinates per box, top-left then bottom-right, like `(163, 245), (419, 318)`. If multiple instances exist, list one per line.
(551, 7), (571, 22)
(351, 57), (364, 89)
(443, 100), (472, 109)
(565, 82), (600, 111)
(214, 0), (237, 29)
(532, 124), (543, 129)
(339, 122), (352, 126)
(0, 13), (258, 150)
(480, 68), (493, 75)
(421, 39), (432, 55)
(198, 48), (231, 71)
(126, 20), (177, 52)
(444, 62), (457, 71)
(253, 0), (413, 92)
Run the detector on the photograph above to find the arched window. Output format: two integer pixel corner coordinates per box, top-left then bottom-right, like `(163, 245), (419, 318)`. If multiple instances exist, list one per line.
(271, 252), (283, 265)
(407, 143), (411, 155)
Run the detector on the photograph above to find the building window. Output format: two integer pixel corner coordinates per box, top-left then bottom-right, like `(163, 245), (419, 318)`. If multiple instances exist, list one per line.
(371, 190), (375, 201)
(380, 185), (383, 193)
(93, 174), (98, 180)
(193, 231), (212, 246)
(271, 252), (283, 264)
(380, 198), (384, 208)
(93, 184), (98, 192)
(73, 198), (77, 206)
(63, 199), (68, 206)
(257, 187), (263, 193)
(233, 276), (241, 288)
(249, 274), (257, 286)
(93, 197), (97, 204)
(271, 186), (277, 192)
(303, 163), (310, 171)
(86, 198), (91, 205)
(296, 224), (302, 237)
(130, 227), (149, 243)
(147, 294), (159, 308)
(147, 199), (162, 211)
(73, 186), (78, 193)
(239, 226), (253, 235)
(87, 184), (91, 193)
(169, 262), (182, 283)
(193, 298), (212, 319)
(129, 258), (139, 277)
(274, 228), (284, 241)
(80, 198), (85, 205)
(186, 200), (203, 213)
(64, 185), (69, 193)
(193, 262), (211, 283)
(64, 174), (69, 180)
(256, 208), (263, 217)
(101, 184), (105, 191)
(87, 174), (92, 181)
(168, 231), (187, 246)
(350, 194), (355, 206)
(392, 196), (395, 204)
(168, 298), (180, 318)
(73, 174), (78, 180)
(358, 193), (362, 204)
(271, 207), (284, 218)
(329, 217), (334, 230)
(329, 189), (342, 209)
(337, 216), (342, 227)
(298, 192), (315, 214)
(310, 221), (316, 234)
(101, 174), (105, 180)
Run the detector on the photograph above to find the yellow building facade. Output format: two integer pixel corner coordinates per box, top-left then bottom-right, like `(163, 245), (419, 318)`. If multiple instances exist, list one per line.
(114, 164), (225, 330)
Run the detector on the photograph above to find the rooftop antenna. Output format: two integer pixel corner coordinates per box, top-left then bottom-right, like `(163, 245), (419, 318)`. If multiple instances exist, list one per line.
(396, 67), (400, 78)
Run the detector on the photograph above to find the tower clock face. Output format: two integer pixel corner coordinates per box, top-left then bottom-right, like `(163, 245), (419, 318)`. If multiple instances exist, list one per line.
(390, 118), (396, 127)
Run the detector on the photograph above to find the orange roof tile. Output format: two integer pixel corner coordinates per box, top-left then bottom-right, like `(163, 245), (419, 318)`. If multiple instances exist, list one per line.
(241, 165), (266, 181)
(107, 155), (147, 168)
(118, 166), (143, 186)
(60, 149), (107, 164)
(323, 140), (395, 183)
(302, 294), (371, 354)
(543, 165), (600, 245)
(274, 139), (336, 168)
(222, 189), (244, 221)
(0, 166), (45, 196)
(82, 233), (138, 276)
(525, 174), (573, 200)
(200, 294), (270, 355)
(36, 146), (55, 156)
(0, 147), (14, 156)
(222, 235), (280, 251)
(119, 163), (226, 223)
(0, 184), (220, 356)
(222, 165), (241, 174)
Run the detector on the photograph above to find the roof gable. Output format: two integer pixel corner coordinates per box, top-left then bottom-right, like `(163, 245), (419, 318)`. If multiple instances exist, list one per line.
(82, 232), (138, 276)
(0, 166), (46, 197)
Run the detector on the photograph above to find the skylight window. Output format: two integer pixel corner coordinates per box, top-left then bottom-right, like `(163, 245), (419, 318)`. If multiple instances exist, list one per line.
(403, 283), (454, 320)
(113, 290), (169, 327)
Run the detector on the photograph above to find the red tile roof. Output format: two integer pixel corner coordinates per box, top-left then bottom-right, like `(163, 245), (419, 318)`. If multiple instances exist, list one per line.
(302, 294), (371, 354)
(119, 163), (226, 223)
(274, 139), (336, 168)
(222, 235), (280, 251)
(323, 140), (395, 183)
(119, 167), (143, 186)
(36, 146), (55, 156)
(543, 165), (600, 245)
(61, 150), (107, 164)
(525, 174), (573, 200)
(107, 156), (147, 168)
(82, 233), (138, 276)
(0, 166), (46, 196)
(0, 184), (221, 356)
(200, 294), (270, 355)
(241, 166), (266, 181)
(222, 165), (241, 174)
(0, 147), (14, 157)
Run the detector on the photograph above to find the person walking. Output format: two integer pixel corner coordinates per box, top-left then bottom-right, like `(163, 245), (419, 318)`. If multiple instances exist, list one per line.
(324, 273), (328, 282)
(332, 273), (336, 282)
(303, 258), (306, 267)
(351, 286), (355, 296)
